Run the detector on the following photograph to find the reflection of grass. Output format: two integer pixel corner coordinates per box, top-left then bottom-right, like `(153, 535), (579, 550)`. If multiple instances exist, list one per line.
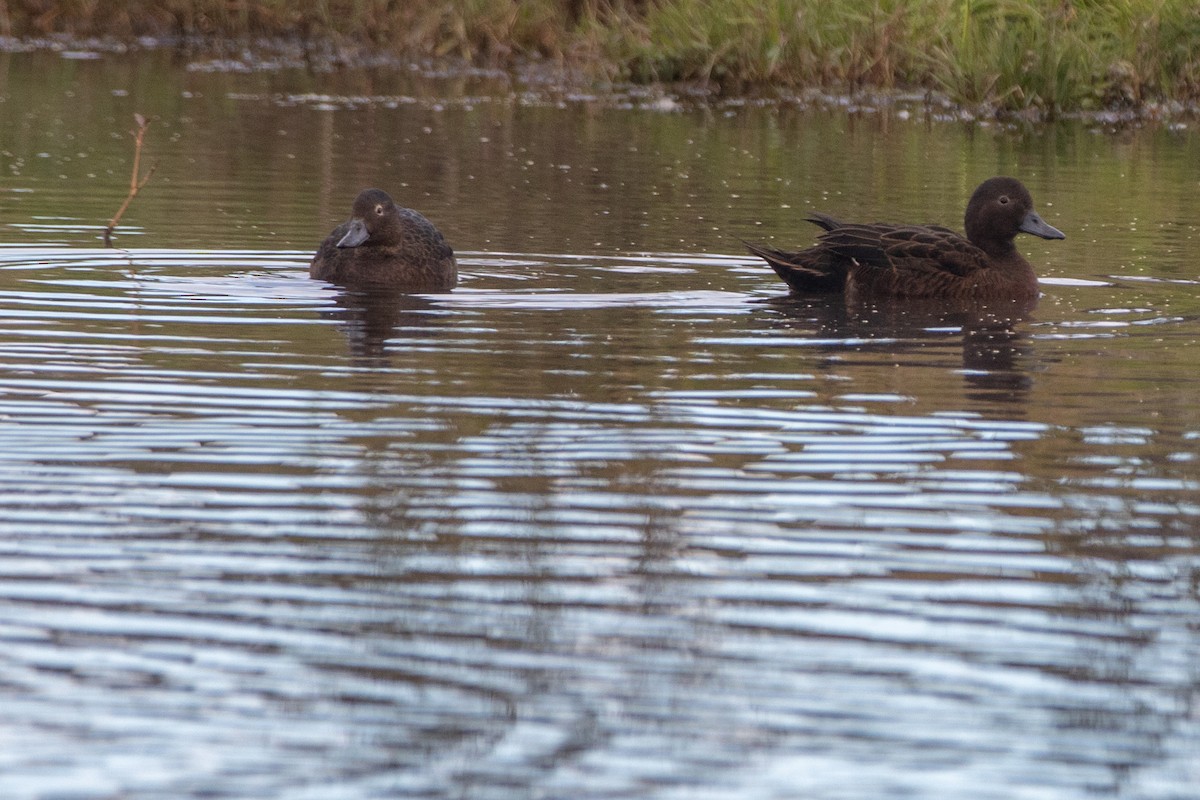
(4, 0), (1200, 115)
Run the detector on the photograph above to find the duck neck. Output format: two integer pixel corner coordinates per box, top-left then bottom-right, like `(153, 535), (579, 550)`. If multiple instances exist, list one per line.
(973, 234), (1020, 264)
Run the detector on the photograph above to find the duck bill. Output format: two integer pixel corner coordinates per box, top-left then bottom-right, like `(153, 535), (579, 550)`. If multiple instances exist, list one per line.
(336, 218), (370, 248)
(1019, 210), (1065, 240)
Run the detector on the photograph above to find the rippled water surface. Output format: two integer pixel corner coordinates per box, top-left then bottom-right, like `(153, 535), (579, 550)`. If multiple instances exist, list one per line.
(1, 49), (1199, 799)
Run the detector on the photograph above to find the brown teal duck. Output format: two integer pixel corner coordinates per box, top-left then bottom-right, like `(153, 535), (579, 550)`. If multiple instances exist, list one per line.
(745, 176), (1064, 302)
(310, 188), (457, 291)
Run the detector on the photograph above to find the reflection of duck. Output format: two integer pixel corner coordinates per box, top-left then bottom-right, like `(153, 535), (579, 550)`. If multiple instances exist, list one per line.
(310, 188), (457, 292)
(764, 294), (1036, 405)
(325, 289), (440, 364)
(746, 177), (1064, 302)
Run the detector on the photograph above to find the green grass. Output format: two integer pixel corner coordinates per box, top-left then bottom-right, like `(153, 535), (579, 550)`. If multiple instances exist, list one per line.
(603, 0), (1200, 115)
(3, 0), (1199, 116)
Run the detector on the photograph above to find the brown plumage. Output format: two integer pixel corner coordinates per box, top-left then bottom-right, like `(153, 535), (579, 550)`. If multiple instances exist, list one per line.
(746, 177), (1064, 302)
(310, 188), (457, 292)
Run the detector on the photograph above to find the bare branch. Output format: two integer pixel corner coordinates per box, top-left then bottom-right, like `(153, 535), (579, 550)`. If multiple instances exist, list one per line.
(104, 114), (157, 247)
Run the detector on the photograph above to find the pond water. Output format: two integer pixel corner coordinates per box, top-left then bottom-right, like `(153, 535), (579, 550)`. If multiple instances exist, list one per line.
(1, 47), (1199, 799)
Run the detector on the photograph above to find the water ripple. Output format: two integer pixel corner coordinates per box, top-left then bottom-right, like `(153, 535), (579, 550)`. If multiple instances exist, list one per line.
(0, 244), (1195, 798)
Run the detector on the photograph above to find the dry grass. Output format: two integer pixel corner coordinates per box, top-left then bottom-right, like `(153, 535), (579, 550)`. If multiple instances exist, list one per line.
(3, 0), (1199, 114)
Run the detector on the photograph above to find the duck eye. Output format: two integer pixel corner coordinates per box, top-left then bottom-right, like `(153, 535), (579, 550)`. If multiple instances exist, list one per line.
(998, 195), (1010, 205)
(375, 205), (384, 216)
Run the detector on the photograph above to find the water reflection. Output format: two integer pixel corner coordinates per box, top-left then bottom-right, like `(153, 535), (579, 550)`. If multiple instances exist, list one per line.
(0, 251), (1194, 798)
(1, 47), (1199, 799)
(761, 293), (1037, 407)
(322, 288), (444, 364)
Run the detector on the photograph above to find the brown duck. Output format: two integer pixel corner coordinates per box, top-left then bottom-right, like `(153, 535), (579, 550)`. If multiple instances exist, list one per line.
(745, 177), (1064, 302)
(310, 188), (457, 291)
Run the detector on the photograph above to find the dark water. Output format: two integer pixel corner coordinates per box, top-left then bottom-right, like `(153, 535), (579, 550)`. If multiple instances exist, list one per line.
(1, 48), (1199, 799)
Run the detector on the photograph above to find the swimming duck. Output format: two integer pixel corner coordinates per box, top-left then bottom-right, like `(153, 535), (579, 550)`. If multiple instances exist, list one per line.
(310, 188), (457, 291)
(745, 177), (1064, 301)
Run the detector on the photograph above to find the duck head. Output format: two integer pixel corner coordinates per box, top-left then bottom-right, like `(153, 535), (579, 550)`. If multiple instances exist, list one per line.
(336, 188), (401, 249)
(964, 177), (1064, 257)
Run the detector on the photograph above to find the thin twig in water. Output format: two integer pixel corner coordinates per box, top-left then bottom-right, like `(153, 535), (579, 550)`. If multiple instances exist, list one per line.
(104, 113), (158, 247)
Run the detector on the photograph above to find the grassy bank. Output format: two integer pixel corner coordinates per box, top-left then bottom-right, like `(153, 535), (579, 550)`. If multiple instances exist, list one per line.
(2, 0), (1199, 116)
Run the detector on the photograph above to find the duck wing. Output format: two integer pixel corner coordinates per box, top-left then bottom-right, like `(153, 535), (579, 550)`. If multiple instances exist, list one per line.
(804, 212), (847, 232)
(396, 207), (456, 263)
(739, 213), (855, 293)
(816, 223), (988, 278)
(743, 240), (848, 294)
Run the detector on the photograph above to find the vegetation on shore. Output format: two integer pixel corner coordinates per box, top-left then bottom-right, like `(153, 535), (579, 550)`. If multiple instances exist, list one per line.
(2, 0), (1199, 117)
